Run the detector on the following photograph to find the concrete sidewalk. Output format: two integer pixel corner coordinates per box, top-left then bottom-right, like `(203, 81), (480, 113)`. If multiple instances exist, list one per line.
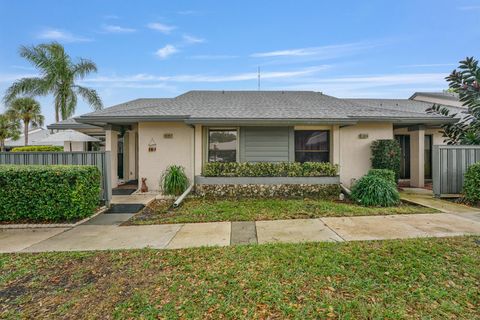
(1, 211), (479, 253)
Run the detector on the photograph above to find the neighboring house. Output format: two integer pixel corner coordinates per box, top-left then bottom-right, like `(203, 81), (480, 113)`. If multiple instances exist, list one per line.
(47, 119), (106, 152)
(50, 90), (457, 191)
(410, 91), (464, 108)
(4, 128), (63, 150)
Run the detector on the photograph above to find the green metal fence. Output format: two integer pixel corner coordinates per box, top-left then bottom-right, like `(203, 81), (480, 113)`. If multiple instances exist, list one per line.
(433, 145), (480, 197)
(0, 151), (112, 204)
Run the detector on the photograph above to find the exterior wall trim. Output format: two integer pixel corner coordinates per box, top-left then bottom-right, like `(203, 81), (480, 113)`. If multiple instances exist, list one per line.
(195, 176), (340, 185)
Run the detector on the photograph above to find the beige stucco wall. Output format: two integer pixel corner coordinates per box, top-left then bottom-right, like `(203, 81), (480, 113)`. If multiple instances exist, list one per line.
(63, 141), (85, 152)
(339, 122), (394, 186)
(138, 122), (194, 191)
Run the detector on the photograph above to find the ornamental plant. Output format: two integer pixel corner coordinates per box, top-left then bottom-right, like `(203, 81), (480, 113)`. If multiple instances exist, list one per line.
(351, 174), (400, 207)
(370, 140), (401, 181)
(0, 165), (100, 222)
(203, 162), (338, 177)
(368, 169), (396, 185)
(463, 162), (480, 203)
(11, 145), (63, 152)
(161, 165), (189, 196)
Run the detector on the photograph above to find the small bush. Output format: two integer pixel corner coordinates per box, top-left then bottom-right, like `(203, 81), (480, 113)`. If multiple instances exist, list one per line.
(371, 140), (401, 180)
(11, 145), (63, 152)
(368, 169), (396, 184)
(351, 175), (400, 207)
(463, 162), (480, 203)
(0, 165), (100, 222)
(161, 165), (189, 196)
(203, 162), (339, 177)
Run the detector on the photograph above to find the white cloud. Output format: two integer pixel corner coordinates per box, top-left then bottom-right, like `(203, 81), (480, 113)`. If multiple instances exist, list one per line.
(37, 28), (91, 42)
(251, 42), (380, 59)
(182, 34), (205, 44)
(189, 54), (239, 60)
(155, 45), (179, 59)
(147, 22), (176, 34)
(0, 73), (38, 83)
(398, 63), (455, 68)
(82, 66), (329, 85)
(275, 73), (448, 97)
(102, 25), (136, 33)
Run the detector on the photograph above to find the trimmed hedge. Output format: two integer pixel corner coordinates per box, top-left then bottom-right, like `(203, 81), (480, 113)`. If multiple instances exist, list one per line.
(371, 140), (401, 181)
(368, 169), (396, 184)
(463, 162), (480, 203)
(203, 162), (339, 177)
(11, 145), (63, 152)
(351, 175), (400, 207)
(0, 165), (100, 222)
(195, 184), (341, 199)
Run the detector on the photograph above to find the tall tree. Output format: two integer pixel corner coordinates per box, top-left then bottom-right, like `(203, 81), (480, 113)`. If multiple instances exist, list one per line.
(0, 114), (21, 152)
(427, 57), (480, 144)
(3, 42), (103, 122)
(6, 97), (44, 146)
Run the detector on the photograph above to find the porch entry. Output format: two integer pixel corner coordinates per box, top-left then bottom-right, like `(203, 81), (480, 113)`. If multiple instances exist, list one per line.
(394, 134), (432, 180)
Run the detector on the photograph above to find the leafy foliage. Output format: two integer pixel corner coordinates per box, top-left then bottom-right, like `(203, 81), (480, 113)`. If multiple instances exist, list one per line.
(370, 140), (401, 180)
(11, 145), (63, 152)
(0, 165), (100, 222)
(3, 42), (103, 122)
(463, 162), (480, 203)
(203, 162), (339, 177)
(6, 97), (44, 146)
(351, 175), (400, 207)
(0, 114), (21, 152)
(426, 57), (480, 144)
(368, 169), (396, 184)
(161, 165), (189, 196)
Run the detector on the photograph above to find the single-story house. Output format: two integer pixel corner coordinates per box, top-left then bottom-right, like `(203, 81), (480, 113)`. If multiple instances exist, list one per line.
(4, 128), (63, 150)
(51, 90), (458, 191)
(410, 91), (464, 108)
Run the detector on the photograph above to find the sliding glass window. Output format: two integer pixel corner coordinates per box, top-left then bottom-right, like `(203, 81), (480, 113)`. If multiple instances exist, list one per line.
(294, 130), (330, 162)
(208, 129), (237, 162)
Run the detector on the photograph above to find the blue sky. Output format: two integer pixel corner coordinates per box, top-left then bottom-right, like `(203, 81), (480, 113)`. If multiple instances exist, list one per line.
(1, 0), (479, 125)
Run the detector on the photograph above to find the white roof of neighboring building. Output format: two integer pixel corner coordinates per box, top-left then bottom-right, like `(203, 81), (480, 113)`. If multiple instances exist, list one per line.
(4, 128), (64, 147)
(38, 129), (100, 143)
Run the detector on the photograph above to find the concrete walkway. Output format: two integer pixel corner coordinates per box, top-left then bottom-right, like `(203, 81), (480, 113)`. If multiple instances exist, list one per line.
(1, 211), (479, 253)
(400, 188), (480, 213)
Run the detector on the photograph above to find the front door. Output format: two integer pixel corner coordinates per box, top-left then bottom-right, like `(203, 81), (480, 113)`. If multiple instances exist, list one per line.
(395, 135), (410, 179)
(424, 135), (433, 179)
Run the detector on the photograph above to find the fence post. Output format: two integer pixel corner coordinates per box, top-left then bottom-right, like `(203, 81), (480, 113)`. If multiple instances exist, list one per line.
(432, 145), (441, 197)
(104, 151), (112, 206)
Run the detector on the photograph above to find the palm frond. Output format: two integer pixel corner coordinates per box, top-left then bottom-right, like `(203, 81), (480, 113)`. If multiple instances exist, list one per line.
(75, 85), (103, 110)
(73, 59), (98, 79)
(3, 78), (50, 103)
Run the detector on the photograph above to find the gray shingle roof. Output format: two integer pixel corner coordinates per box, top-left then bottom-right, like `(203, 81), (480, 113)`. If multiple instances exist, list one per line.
(347, 98), (467, 120)
(47, 118), (99, 130)
(410, 91), (460, 102)
(76, 90), (456, 124)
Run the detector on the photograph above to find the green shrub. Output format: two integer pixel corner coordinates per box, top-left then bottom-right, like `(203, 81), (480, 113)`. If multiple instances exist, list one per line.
(351, 175), (400, 207)
(11, 145), (63, 152)
(371, 140), (401, 180)
(203, 162), (339, 177)
(0, 165), (100, 222)
(463, 162), (480, 203)
(368, 169), (396, 184)
(161, 165), (189, 196)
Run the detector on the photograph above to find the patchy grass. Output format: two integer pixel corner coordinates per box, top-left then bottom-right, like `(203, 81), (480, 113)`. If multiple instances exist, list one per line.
(128, 198), (438, 225)
(0, 237), (479, 319)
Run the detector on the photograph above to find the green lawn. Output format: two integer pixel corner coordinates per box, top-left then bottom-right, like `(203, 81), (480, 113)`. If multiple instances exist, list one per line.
(129, 198), (438, 224)
(0, 237), (478, 319)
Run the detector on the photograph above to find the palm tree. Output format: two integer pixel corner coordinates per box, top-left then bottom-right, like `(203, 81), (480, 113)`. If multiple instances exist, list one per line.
(3, 42), (103, 122)
(0, 114), (21, 152)
(6, 97), (44, 146)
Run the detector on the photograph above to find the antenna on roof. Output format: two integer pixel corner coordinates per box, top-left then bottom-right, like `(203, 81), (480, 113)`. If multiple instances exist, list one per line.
(257, 66), (261, 91)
